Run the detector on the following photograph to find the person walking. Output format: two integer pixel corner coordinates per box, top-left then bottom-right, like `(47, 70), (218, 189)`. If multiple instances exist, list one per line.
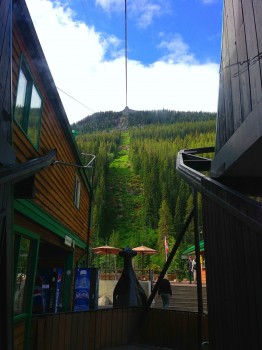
(158, 276), (172, 309)
(187, 256), (193, 284)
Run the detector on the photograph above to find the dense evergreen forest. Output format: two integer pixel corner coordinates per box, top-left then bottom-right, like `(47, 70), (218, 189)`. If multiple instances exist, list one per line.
(72, 109), (216, 133)
(75, 110), (216, 277)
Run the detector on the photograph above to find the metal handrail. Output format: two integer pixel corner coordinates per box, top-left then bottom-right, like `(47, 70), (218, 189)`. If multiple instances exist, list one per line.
(53, 153), (96, 169)
(177, 147), (262, 234)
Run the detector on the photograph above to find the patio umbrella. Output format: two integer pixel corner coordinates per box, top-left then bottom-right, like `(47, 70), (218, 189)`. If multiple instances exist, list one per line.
(92, 245), (121, 279)
(92, 245), (121, 255)
(132, 245), (157, 275)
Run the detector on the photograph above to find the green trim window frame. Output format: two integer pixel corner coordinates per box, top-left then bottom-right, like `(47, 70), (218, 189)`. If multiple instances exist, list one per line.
(13, 228), (39, 318)
(74, 175), (81, 209)
(13, 235), (31, 316)
(14, 55), (43, 150)
(13, 226), (39, 349)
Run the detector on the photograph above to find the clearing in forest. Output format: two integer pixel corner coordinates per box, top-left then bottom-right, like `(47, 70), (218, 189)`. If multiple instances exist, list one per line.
(105, 131), (145, 247)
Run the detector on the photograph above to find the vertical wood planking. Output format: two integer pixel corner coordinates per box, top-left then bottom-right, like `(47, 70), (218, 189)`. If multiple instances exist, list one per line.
(86, 311), (96, 350)
(99, 308), (108, 349)
(94, 310), (102, 349)
(13, 321), (26, 350)
(202, 178), (262, 349)
(215, 0), (262, 153)
(64, 312), (72, 350)
(253, 0), (262, 69)
(36, 318), (45, 350)
(50, 315), (59, 350)
(44, 316), (53, 350)
(30, 308), (207, 350)
(227, 0), (242, 130)
(223, 1), (234, 141)
(231, 0), (251, 119)
(242, 0), (262, 107)
(216, 5), (227, 150)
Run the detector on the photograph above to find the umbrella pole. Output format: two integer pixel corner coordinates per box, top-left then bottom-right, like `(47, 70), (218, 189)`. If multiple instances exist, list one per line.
(105, 254), (107, 280)
(142, 254), (144, 277)
(109, 254), (111, 280)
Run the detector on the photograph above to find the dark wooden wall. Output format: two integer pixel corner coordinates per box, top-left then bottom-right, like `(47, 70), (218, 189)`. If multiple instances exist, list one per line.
(202, 178), (262, 349)
(30, 308), (209, 350)
(0, 1), (13, 349)
(216, 0), (262, 149)
(212, 0), (262, 177)
(12, 1), (91, 242)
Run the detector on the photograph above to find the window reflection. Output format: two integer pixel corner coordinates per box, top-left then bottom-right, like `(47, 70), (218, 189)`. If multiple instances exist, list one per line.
(14, 70), (27, 127)
(28, 85), (42, 147)
(14, 237), (31, 315)
(14, 58), (43, 149)
(74, 176), (81, 209)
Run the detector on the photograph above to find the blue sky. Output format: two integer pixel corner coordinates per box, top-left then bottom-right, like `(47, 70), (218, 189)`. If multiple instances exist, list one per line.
(25, 0), (223, 124)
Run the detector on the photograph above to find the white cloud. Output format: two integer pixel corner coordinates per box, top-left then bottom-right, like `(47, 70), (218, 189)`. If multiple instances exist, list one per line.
(96, 0), (171, 28)
(126, 60), (219, 113)
(158, 33), (197, 64)
(130, 0), (170, 28)
(95, 0), (122, 13)
(201, 0), (218, 4)
(25, 0), (219, 124)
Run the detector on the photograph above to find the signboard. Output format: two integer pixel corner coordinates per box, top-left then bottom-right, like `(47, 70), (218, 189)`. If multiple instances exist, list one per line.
(38, 267), (63, 313)
(73, 268), (98, 311)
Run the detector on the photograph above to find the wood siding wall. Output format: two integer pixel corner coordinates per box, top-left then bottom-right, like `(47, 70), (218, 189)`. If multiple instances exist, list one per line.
(0, 2), (13, 350)
(202, 178), (262, 349)
(30, 308), (209, 350)
(14, 321), (26, 350)
(212, 0), (262, 177)
(12, 6), (91, 243)
(216, 0), (262, 152)
(0, 0), (11, 132)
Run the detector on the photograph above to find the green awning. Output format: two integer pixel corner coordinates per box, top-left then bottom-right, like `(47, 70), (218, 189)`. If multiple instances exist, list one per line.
(182, 240), (205, 256)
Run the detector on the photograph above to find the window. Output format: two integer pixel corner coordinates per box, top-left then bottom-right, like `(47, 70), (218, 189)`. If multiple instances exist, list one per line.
(74, 176), (81, 209)
(14, 57), (42, 149)
(13, 229), (39, 318)
(14, 236), (31, 315)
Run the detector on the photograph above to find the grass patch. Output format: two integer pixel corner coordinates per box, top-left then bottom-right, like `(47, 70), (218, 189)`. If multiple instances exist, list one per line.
(105, 131), (146, 246)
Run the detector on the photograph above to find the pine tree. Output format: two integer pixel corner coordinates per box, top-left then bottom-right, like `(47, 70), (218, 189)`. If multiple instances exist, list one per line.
(157, 199), (174, 264)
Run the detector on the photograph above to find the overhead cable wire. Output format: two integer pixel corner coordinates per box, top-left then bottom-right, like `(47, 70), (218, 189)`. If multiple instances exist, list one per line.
(125, 0), (128, 108)
(219, 50), (262, 77)
(81, 0), (104, 61)
(57, 87), (95, 113)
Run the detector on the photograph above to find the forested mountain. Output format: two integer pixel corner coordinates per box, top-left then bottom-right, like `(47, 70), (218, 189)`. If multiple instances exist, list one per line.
(75, 110), (216, 276)
(72, 109), (216, 133)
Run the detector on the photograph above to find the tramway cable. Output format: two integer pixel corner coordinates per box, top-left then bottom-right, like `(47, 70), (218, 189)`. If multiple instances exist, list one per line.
(125, 0), (128, 109)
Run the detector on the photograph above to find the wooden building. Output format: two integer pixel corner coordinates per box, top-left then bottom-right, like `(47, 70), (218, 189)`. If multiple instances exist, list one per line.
(211, 0), (262, 181)
(1, 0), (93, 349)
(177, 1), (262, 349)
(0, 1), (14, 349)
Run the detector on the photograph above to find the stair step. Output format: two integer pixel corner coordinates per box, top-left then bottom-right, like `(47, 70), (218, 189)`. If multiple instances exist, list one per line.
(152, 283), (208, 312)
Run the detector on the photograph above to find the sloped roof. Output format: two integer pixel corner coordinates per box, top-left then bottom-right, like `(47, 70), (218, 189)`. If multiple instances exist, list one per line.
(182, 240), (205, 256)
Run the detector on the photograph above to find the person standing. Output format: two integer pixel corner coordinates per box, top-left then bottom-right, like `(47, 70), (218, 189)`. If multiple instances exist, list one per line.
(158, 277), (172, 309)
(192, 256), (197, 283)
(187, 256), (193, 284)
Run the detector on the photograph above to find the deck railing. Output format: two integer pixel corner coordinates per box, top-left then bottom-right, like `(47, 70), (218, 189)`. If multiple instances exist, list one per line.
(177, 147), (262, 349)
(30, 307), (208, 350)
